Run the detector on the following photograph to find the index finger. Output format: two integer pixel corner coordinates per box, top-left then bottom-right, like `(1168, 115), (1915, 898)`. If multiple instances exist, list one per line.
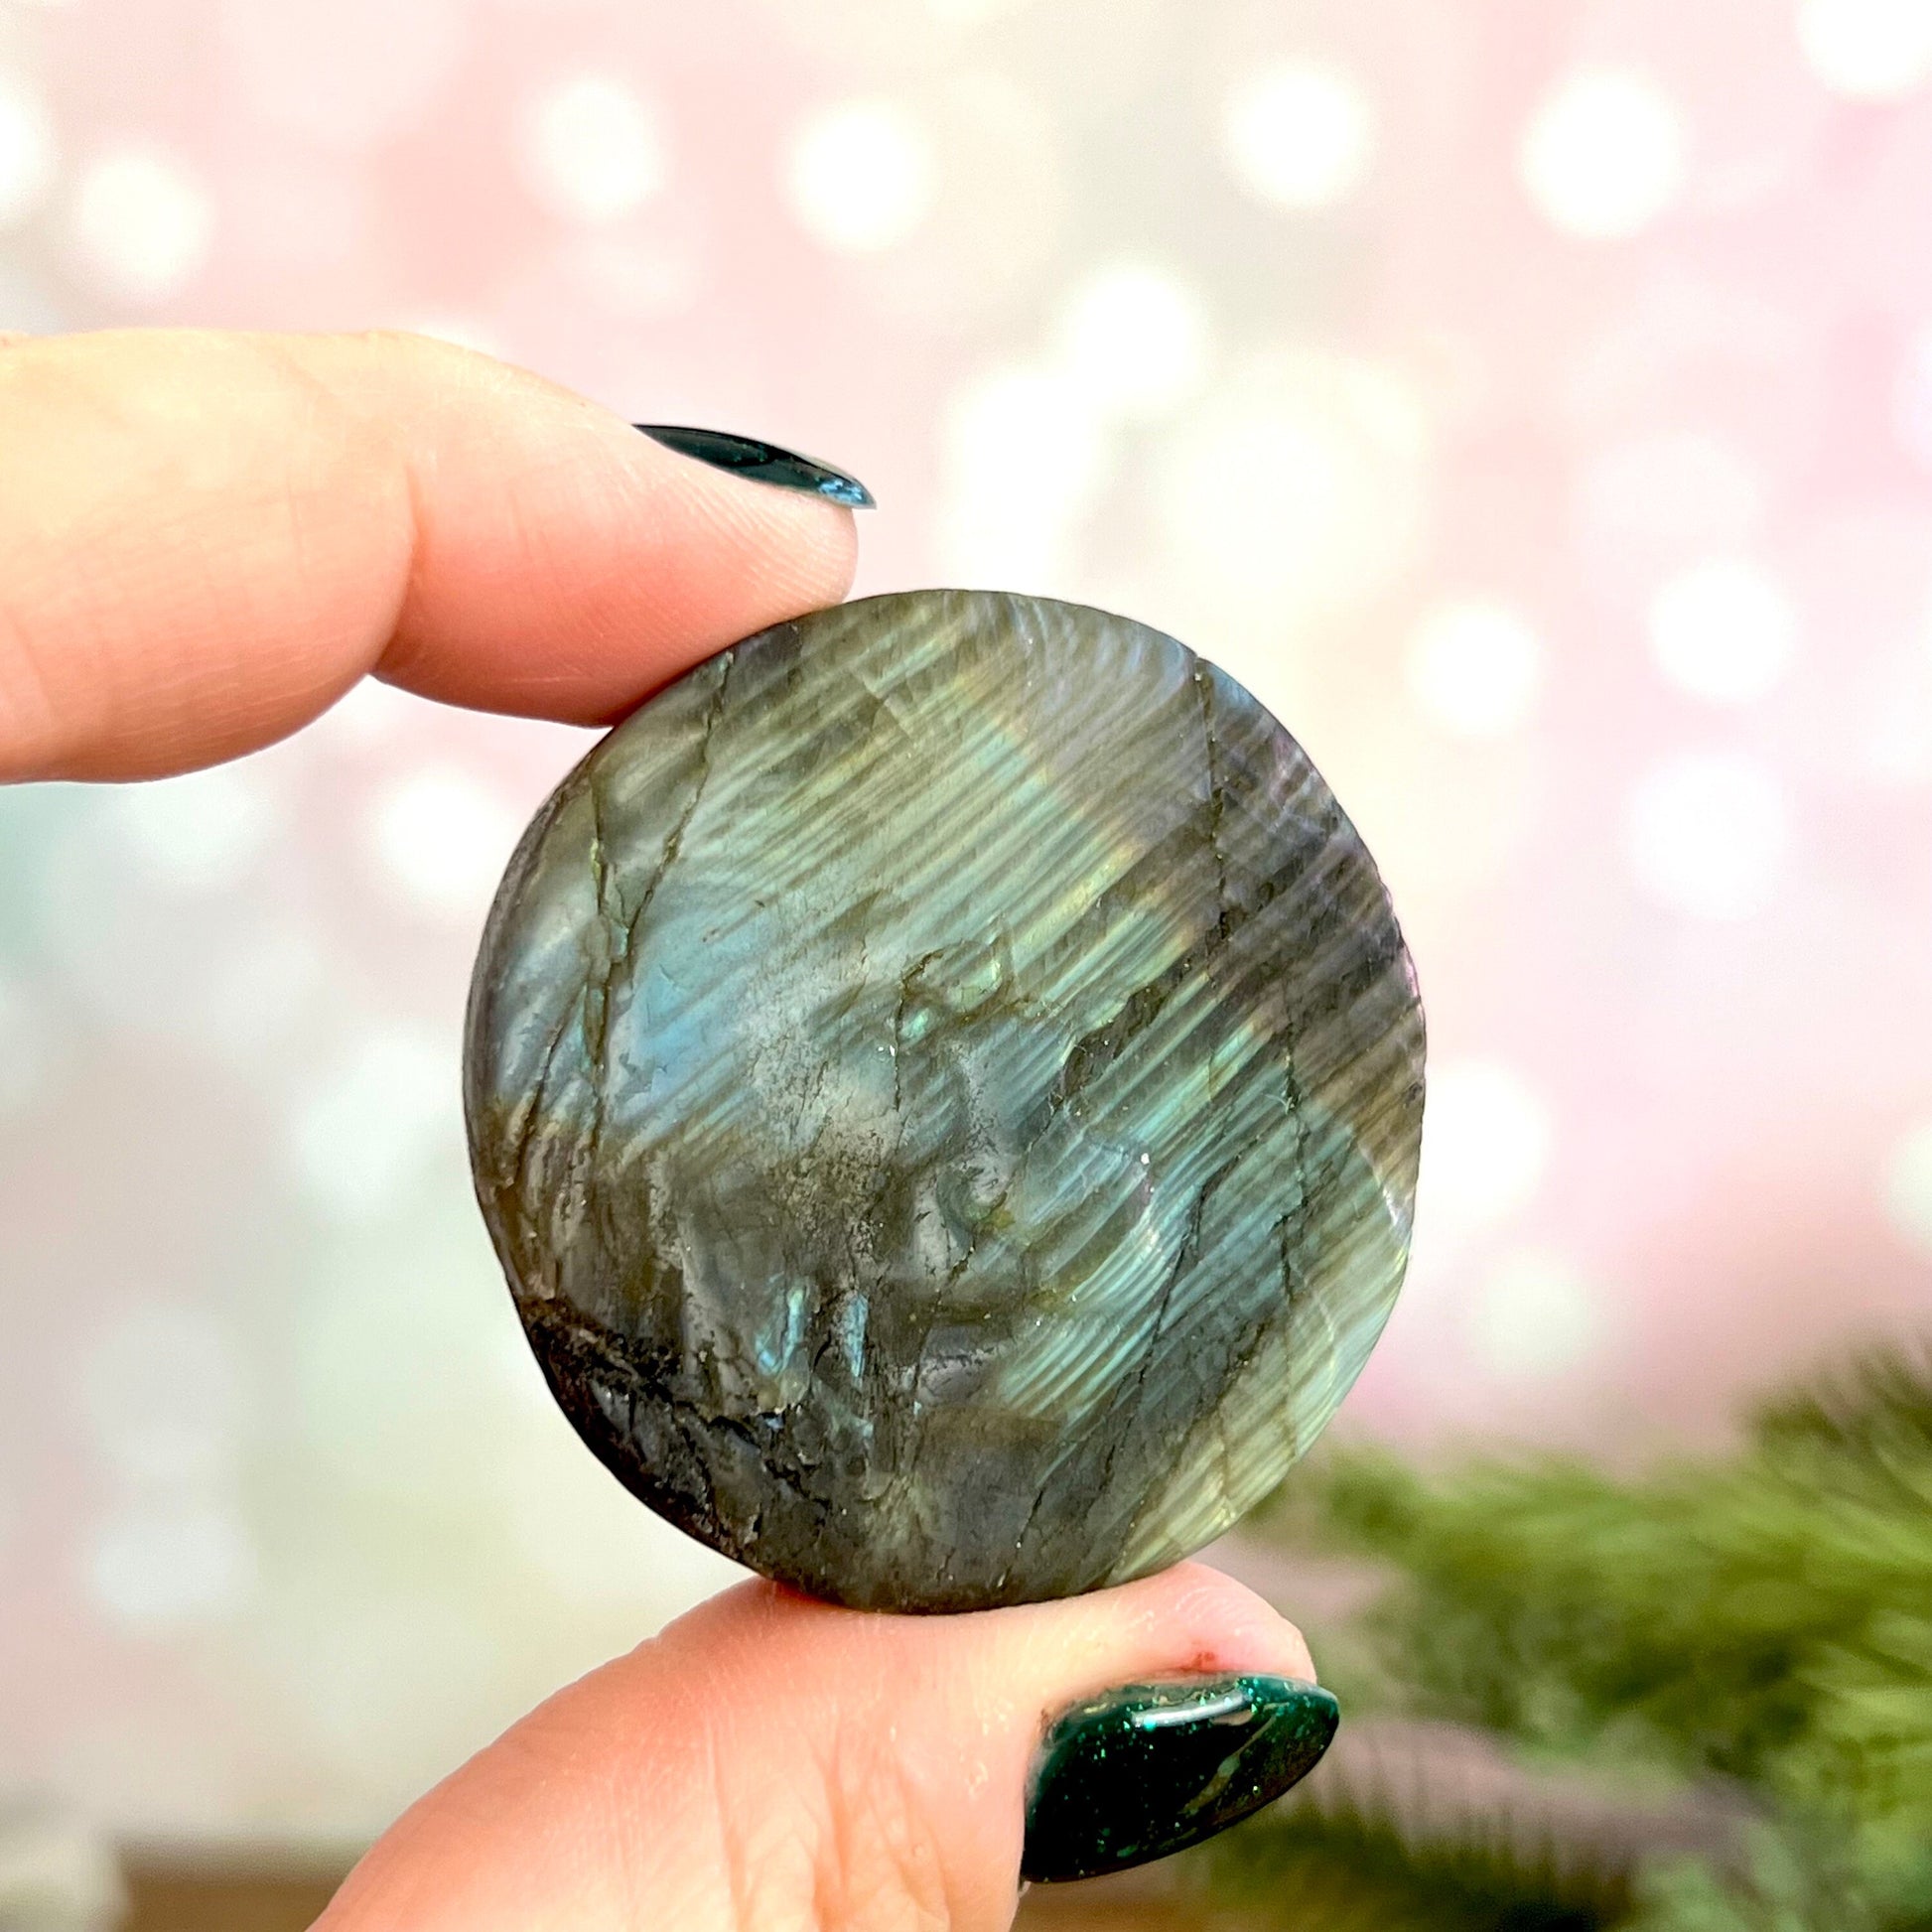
(0, 329), (860, 781)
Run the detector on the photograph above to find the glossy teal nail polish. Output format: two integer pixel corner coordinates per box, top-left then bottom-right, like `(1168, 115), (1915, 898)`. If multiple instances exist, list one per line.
(1022, 1676), (1338, 1884)
(634, 424), (875, 507)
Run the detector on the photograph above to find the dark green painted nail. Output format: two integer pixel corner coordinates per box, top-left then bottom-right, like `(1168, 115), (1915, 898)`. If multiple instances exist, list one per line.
(634, 424), (875, 507)
(1022, 1676), (1338, 1884)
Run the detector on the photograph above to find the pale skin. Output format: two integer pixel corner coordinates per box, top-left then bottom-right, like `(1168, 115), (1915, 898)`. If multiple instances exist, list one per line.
(0, 328), (1316, 1932)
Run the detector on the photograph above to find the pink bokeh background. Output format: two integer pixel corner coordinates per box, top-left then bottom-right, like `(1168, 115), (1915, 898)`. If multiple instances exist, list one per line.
(1, 0), (1930, 1841)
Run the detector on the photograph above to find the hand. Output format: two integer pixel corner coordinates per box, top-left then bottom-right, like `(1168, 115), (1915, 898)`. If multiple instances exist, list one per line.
(1, 328), (1331, 1931)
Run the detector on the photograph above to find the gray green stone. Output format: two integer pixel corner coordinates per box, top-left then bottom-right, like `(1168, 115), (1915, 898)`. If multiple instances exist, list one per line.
(464, 590), (1425, 1612)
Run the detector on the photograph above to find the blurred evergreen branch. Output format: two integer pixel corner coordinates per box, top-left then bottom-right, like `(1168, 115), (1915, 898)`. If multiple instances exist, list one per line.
(1201, 1343), (1932, 1931)
(1207, 1791), (1621, 1932)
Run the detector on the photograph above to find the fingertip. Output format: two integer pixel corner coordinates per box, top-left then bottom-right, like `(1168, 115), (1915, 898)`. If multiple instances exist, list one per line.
(661, 1561), (1314, 1711)
(948, 1567), (1324, 1888)
(318, 1564), (1324, 1932)
(0, 327), (865, 779)
(976, 1563), (1315, 1709)
(322, 332), (863, 723)
(1129, 1560), (1318, 1684)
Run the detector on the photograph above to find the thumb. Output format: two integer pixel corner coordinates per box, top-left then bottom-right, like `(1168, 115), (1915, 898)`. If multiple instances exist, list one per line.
(316, 1561), (1333, 1932)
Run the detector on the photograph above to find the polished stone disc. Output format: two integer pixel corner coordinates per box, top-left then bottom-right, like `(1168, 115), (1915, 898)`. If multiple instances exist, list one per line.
(465, 591), (1424, 1611)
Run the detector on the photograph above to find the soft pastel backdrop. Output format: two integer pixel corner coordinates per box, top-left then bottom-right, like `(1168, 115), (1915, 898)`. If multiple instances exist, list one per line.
(1, 0), (1930, 1847)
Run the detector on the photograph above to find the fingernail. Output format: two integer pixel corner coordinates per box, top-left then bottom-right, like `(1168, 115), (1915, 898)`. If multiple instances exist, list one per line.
(1021, 1676), (1337, 1884)
(634, 424), (875, 508)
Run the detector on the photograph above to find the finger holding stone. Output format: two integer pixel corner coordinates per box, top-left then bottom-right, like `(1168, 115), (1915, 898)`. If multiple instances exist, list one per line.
(0, 328), (859, 781)
(317, 1563), (1329, 1932)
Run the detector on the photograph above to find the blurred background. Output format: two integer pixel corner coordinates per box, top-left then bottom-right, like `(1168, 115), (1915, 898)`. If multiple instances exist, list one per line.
(2, 0), (1931, 1925)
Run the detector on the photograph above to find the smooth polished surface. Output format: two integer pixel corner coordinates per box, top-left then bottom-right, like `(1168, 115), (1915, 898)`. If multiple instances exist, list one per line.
(465, 591), (1424, 1610)
(1022, 1676), (1339, 1882)
(634, 425), (876, 507)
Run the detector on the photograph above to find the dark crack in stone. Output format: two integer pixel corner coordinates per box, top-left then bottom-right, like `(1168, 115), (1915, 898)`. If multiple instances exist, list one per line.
(464, 591), (1425, 1611)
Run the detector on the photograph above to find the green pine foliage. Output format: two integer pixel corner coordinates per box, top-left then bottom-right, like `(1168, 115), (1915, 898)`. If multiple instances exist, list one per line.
(1629, 1820), (1895, 1932)
(1205, 1798), (1624, 1932)
(1205, 1345), (1932, 1931)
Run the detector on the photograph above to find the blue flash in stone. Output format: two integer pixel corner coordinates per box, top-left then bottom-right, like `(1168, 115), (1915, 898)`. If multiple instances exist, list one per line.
(464, 591), (1425, 1612)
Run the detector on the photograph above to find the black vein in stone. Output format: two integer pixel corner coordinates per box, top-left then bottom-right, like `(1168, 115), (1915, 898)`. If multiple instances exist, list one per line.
(476, 600), (1424, 1611)
(583, 768), (621, 1177)
(1192, 665), (1231, 933)
(508, 988), (587, 1290)
(583, 653), (735, 1178)
(1038, 846), (1306, 1132)
(1192, 664), (1233, 1104)
(620, 652), (736, 969)
(1007, 1148), (1249, 1590)
(892, 948), (943, 1117)
(1116, 1150), (1245, 1444)
(531, 1293), (824, 1528)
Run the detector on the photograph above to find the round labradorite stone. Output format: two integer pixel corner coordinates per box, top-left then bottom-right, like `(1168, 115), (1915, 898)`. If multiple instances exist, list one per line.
(465, 591), (1424, 1612)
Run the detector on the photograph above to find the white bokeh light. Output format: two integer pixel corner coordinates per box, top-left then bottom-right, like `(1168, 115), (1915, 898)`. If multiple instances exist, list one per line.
(783, 99), (936, 255)
(1159, 351), (1429, 621)
(1406, 598), (1544, 738)
(1054, 263), (1210, 420)
(286, 1026), (453, 1221)
(367, 765), (522, 919)
(108, 763), (283, 894)
(1797, 0), (1932, 100)
(0, 72), (57, 228)
(85, 1500), (257, 1630)
(938, 362), (1110, 585)
(1882, 1118), (1932, 1257)
(1467, 1247), (1607, 1382)
(1520, 69), (1687, 240)
(69, 146), (213, 304)
(1221, 62), (1376, 211)
(1648, 557), (1799, 704)
(1625, 750), (1790, 918)
(76, 1305), (244, 1486)
(1421, 1057), (1554, 1236)
(516, 74), (666, 224)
